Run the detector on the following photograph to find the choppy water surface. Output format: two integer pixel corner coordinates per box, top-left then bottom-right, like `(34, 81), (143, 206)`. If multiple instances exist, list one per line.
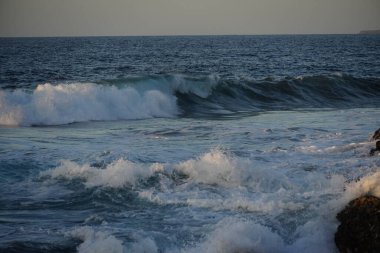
(0, 35), (379, 253)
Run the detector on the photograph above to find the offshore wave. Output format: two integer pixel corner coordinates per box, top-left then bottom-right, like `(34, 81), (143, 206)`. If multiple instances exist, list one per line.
(176, 73), (380, 117)
(0, 74), (379, 126)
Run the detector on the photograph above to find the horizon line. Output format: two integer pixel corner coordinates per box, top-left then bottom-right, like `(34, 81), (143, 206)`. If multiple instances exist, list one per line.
(0, 32), (372, 39)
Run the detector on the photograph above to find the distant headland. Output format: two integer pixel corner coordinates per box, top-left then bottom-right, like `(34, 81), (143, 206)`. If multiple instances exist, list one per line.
(359, 29), (380, 35)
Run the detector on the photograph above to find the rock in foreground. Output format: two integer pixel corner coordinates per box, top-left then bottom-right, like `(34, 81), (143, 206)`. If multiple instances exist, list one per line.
(335, 195), (380, 253)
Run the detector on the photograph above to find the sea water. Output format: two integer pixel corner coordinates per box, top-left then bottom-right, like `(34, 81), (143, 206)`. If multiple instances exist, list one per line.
(0, 35), (379, 253)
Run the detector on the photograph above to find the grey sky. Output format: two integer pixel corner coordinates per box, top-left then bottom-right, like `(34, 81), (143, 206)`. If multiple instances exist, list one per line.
(1, 0), (379, 37)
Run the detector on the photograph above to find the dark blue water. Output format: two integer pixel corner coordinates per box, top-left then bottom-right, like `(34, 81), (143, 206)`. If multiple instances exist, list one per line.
(0, 35), (379, 253)
(1, 35), (380, 85)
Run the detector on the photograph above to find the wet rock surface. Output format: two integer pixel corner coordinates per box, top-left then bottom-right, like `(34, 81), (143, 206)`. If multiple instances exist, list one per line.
(335, 195), (380, 253)
(371, 128), (380, 141)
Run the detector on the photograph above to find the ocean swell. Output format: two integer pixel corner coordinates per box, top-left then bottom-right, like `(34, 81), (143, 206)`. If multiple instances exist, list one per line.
(176, 74), (380, 116)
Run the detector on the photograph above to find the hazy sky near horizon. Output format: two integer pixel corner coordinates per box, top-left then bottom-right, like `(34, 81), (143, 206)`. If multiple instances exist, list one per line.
(1, 0), (379, 37)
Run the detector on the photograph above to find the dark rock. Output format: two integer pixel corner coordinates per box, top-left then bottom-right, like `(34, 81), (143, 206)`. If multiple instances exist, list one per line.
(335, 195), (380, 253)
(371, 128), (380, 141)
(369, 141), (380, 156)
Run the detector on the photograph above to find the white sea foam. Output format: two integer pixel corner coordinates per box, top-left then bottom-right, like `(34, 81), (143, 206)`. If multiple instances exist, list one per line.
(179, 160), (380, 253)
(129, 237), (158, 253)
(344, 170), (380, 198)
(185, 218), (285, 253)
(183, 213), (339, 253)
(286, 170), (380, 253)
(0, 83), (178, 126)
(42, 159), (163, 188)
(174, 148), (290, 191)
(282, 170), (380, 253)
(327, 170), (380, 213)
(297, 142), (373, 155)
(178, 217), (337, 253)
(68, 226), (158, 253)
(139, 149), (348, 214)
(68, 226), (124, 253)
(288, 218), (337, 253)
(175, 148), (241, 186)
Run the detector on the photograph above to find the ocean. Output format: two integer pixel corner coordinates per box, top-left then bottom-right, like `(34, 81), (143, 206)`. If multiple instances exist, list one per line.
(0, 35), (379, 253)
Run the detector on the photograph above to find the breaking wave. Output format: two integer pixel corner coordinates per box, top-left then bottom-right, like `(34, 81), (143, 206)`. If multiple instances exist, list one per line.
(0, 82), (178, 126)
(1, 74), (379, 126)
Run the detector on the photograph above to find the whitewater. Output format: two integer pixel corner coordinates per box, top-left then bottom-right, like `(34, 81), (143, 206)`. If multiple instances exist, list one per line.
(0, 35), (379, 253)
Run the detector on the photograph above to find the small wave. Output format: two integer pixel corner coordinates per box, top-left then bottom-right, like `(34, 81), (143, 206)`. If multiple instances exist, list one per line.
(42, 159), (163, 188)
(174, 148), (290, 191)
